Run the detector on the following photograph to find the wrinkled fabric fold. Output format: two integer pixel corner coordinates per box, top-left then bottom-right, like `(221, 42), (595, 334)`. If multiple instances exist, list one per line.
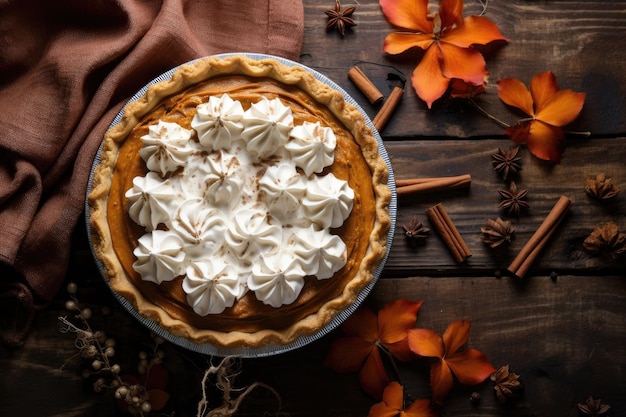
(0, 0), (304, 345)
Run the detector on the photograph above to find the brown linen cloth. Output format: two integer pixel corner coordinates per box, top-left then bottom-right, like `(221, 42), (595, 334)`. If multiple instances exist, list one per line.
(0, 0), (304, 345)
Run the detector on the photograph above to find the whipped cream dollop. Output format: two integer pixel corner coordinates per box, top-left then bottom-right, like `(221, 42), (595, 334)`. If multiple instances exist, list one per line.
(133, 230), (186, 284)
(126, 93), (355, 315)
(183, 259), (241, 315)
(139, 120), (194, 176)
(191, 94), (245, 150)
(126, 172), (178, 231)
(287, 121), (336, 176)
(241, 96), (293, 158)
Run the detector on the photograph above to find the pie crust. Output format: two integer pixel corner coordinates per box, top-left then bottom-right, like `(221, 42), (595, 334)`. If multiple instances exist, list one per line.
(88, 55), (391, 349)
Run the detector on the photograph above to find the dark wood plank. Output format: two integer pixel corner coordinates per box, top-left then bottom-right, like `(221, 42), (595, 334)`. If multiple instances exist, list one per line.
(384, 137), (626, 276)
(301, 0), (626, 137)
(2, 2), (625, 417)
(3, 275), (625, 417)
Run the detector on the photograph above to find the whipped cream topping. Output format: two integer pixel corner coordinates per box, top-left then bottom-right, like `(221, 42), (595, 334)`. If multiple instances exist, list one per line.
(259, 162), (306, 219)
(174, 199), (226, 260)
(192, 94), (245, 150)
(198, 150), (244, 207)
(303, 173), (354, 229)
(127, 94), (354, 315)
(249, 251), (307, 307)
(126, 172), (178, 231)
(241, 96), (293, 158)
(133, 230), (186, 284)
(290, 226), (347, 279)
(139, 120), (194, 176)
(225, 209), (282, 258)
(287, 121), (336, 176)
(183, 259), (241, 315)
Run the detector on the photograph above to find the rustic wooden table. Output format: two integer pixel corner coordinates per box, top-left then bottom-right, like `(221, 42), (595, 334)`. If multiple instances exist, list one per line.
(2, 1), (625, 416)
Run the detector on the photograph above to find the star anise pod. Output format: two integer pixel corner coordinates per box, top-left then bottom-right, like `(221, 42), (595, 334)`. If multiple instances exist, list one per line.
(490, 364), (521, 404)
(582, 222), (626, 260)
(481, 218), (515, 248)
(492, 146), (522, 181)
(498, 181), (529, 217)
(585, 173), (620, 200)
(402, 216), (430, 246)
(578, 396), (611, 416)
(325, 0), (356, 37)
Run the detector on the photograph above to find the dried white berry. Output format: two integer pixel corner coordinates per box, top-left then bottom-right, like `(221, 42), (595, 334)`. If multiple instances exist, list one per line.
(80, 308), (92, 320)
(66, 282), (78, 294)
(141, 402), (152, 413)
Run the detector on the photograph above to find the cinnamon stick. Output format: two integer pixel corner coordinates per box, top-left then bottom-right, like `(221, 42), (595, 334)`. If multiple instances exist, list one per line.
(372, 86), (403, 131)
(396, 174), (471, 196)
(426, 203), (472, 263)
(506, 195), (572, 279)
(348, 66), (384, 105)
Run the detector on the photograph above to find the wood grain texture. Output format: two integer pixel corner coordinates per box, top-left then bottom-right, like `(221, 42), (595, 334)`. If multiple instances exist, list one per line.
(3, 275), (625, 417)
(2, 1), (625, 416)
(300, 0), (626, 138)
(385, 138), (626, 276)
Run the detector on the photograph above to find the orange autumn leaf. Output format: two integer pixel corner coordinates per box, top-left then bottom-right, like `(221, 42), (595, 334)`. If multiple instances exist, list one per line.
(497, 71), (586, 162)
(380, 0), (507, 108)
(368, 382), (437, 417)
(407, 320), (495, 404)
(325, 299), (423, 399)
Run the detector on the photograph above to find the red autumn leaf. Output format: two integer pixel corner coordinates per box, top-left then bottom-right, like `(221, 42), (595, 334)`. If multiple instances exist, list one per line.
(325, 299), (423, 399)
(368, 382), (437, 417)
(380, 0), (507, 108)
(449, 78), (486, 99)
(408, 320), (496, 404)
(446, 347), (497, 385)
(497, 71), (586, 162)
(144, 363), (169, 390)
(147, 388), (170, 411)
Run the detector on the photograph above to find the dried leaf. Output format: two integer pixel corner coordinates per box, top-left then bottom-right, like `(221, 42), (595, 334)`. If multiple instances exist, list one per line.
(378, 299), (424, 360)
(147, 388), (170, 411)
(497, 71), (585, 162)
(368, 382), (437, 417)
(380, 0), (507, 108)
(408, 320), (496, 404)
(359, 348), (391, 401)
(407, 328), (444, 358)
(449, 78), (486, 99)
(325, 299), (423, 399)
